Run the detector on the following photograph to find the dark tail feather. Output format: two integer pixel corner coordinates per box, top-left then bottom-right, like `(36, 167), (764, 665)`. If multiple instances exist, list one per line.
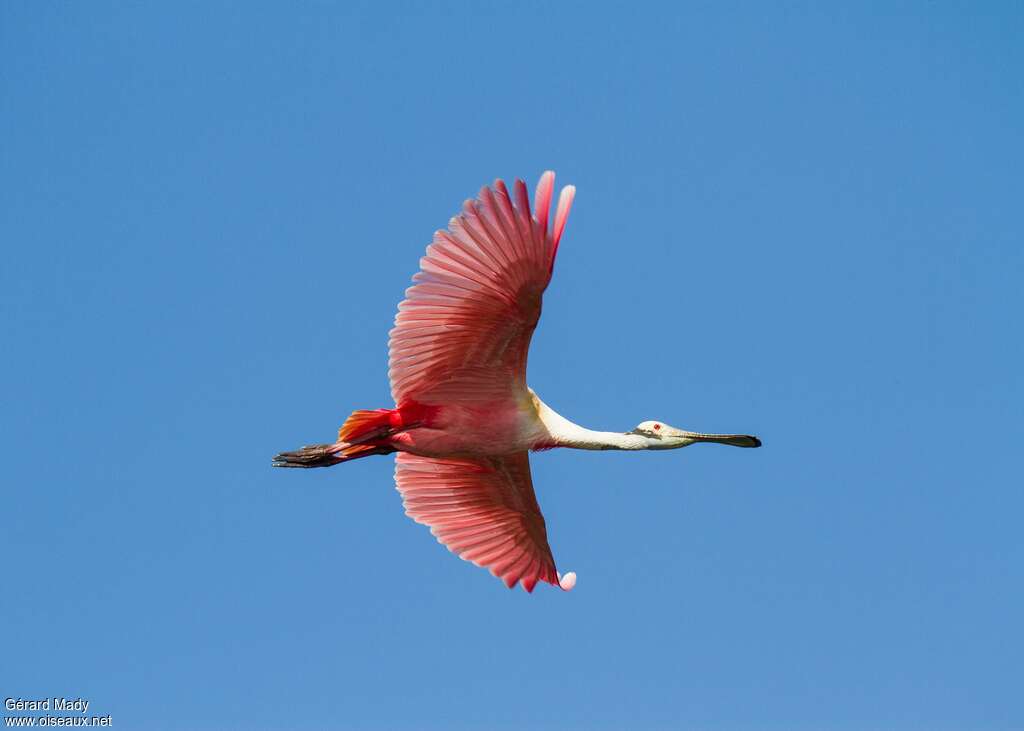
(272, 441), (395, 469)
(272, 443), (345, 468)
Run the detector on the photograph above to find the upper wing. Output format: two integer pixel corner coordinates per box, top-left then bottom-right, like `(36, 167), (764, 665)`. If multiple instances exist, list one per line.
(395, 451), (568, 592)
(389, 171), (575, 406)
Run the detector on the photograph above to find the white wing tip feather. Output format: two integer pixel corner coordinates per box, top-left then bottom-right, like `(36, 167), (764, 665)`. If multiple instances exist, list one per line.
(558, 571), (577, 591)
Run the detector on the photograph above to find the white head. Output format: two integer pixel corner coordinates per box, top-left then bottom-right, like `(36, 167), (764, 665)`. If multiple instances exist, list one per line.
(628, 420), (761, 449)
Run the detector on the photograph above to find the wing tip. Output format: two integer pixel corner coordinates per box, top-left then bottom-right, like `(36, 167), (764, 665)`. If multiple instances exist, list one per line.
(553, 184), (575, 247)
(558, 571), (577, 591)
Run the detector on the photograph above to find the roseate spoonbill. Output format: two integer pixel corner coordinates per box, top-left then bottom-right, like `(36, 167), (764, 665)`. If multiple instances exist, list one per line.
(273, 171), (761, 592)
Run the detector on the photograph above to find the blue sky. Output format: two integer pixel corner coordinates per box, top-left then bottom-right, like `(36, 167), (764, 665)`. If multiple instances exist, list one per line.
(2, 2), (1022, 729)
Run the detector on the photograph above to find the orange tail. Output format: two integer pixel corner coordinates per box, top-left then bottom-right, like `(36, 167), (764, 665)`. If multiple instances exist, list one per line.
(338, 408), (399, 444)
(274, 405), (432, 469)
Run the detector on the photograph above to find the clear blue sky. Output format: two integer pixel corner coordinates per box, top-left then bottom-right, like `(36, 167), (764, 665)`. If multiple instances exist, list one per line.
(2, 2), (1022, 729)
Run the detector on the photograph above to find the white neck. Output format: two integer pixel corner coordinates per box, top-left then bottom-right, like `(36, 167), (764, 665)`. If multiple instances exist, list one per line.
(531, 392), (649, 450)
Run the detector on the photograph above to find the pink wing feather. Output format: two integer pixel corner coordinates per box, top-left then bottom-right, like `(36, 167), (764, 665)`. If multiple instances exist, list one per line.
(388, 172), (576, 591)
(395, 452), (559, 592)
(388, 171), (575, 406)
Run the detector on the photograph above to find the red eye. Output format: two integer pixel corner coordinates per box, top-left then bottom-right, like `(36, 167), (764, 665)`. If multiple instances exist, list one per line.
(654, 424), (661, 431)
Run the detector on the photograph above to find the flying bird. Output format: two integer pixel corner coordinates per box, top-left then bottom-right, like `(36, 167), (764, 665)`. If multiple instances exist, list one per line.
(274, 171), (761, 592)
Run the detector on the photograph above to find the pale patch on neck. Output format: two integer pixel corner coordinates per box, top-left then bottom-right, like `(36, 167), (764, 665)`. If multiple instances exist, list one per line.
(528, 389), (647, 451)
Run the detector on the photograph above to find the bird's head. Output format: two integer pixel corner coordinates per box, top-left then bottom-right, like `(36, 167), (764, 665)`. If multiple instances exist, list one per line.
(628, 420), (761, 449)
(628, 420), (694, 449)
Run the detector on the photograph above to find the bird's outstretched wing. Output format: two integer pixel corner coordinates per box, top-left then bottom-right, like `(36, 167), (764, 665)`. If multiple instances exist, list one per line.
(394, 451), (564, 592)
(388, 171), (575, 406)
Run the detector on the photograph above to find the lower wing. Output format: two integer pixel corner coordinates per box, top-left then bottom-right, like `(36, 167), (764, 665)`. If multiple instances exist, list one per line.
(394, 451), (573, 592)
